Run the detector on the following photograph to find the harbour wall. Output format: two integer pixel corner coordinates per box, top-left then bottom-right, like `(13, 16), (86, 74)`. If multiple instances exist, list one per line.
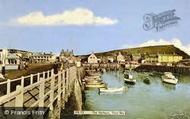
(135, 64), (190, 74)
(60, 67), (86, 119)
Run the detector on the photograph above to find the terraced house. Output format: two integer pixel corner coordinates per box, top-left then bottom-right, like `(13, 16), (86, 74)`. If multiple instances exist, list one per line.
(30, 52), (56, 63)
(0, 49), (24, 70)
(145, 54), (183, 65)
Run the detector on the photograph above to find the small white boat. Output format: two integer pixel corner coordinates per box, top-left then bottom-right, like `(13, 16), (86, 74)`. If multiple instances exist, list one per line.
(85, 83), (107, 89)
(99, 87), (124, 93)
(162, 72), (178, 85)
(124, 73), (136, 84)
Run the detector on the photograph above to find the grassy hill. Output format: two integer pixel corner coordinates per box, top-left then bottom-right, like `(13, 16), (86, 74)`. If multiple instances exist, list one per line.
(79, 45), (190, 59)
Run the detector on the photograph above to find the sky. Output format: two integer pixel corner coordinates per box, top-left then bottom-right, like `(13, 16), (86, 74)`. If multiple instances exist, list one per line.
(0, 0), (190, 55)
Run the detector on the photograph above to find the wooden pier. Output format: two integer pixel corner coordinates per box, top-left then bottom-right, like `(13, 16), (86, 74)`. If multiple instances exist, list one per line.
(0, 66), (85, 119)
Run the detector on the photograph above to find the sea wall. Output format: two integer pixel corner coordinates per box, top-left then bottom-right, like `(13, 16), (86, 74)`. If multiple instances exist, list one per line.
(135, 64), (190, 74)
(60, 67), (85, 119)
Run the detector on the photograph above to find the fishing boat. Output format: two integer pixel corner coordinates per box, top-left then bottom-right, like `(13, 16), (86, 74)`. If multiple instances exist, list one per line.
(124, 73), (136, 84)
(162, 72), (178, 85)
(99, 87), (124, 94)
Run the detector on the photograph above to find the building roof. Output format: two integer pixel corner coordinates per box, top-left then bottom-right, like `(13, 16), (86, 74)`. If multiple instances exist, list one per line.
(88, 53), (97, 58)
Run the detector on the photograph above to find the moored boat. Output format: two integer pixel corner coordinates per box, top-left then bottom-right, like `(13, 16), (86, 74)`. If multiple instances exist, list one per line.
(85, 83), (107, 89)
(143, 77), (150, 85)
(162, 72), (178, 85)
(124, 73), (136, 84)
(85, 80), (103, 85)
(99, 87), (124, 94)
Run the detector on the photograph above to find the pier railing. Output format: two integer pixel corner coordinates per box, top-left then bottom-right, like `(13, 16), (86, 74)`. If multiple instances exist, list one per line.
(0, 66), (78, 118)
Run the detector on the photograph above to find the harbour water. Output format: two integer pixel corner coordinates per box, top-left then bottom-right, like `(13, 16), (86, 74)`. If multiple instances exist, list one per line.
(82, 71), (190, 119)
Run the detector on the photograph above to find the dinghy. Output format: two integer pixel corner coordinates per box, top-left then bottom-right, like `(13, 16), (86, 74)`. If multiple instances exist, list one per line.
(99, 87), (124, 94)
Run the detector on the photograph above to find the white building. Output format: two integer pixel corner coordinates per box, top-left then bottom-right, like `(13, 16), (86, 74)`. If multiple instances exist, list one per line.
(0, 49), (21, 70)
(30, 52), (56, 63)
(0, 49), (8, 64)
(88, 53), (98, 64)
(117, 52), (125, 63)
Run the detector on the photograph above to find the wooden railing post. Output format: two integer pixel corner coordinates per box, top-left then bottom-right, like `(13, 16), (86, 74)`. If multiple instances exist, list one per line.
(37, 73), (40, 82)
(39, 78), (45, 107)
(21, 76), (24, 87)
(50, 75), (55, 111)
(58, 72), (61, 102)
(67, 68), (70, 94)
(7, 79), (11, 94)
(61, 70), (66, 109)
(47, 70), (50, 79)
(57, 71), (62, 117)
(30, 74), (33, 85)
(65, 68), (69, 101)
(51, 69), (54, 77)
(62, 70), (65, 100)
(15, 85), (24, 107)
(43, 71), (46, 79)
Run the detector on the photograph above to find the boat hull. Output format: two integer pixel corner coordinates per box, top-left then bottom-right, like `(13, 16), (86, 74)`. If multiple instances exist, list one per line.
(85, 83), (107, 88)
(162, 76), (178, 85)
(124, 78), (136, 85)
(99, 87), (124, 94)
(143, 78), (150, 84)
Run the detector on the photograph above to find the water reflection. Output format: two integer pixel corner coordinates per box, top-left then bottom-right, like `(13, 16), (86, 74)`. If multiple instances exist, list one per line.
(124, 83), (135, 89)
(162, 83), (176, 91)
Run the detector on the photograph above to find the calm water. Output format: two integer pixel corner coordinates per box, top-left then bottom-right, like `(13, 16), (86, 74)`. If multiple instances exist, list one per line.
(82, 71), (190, 119)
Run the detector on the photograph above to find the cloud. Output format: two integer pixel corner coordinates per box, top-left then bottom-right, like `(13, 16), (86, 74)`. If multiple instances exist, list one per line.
(121, 38), (190, 55)
(139, 39), (171, 47)
(15, 8), (118, 26)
